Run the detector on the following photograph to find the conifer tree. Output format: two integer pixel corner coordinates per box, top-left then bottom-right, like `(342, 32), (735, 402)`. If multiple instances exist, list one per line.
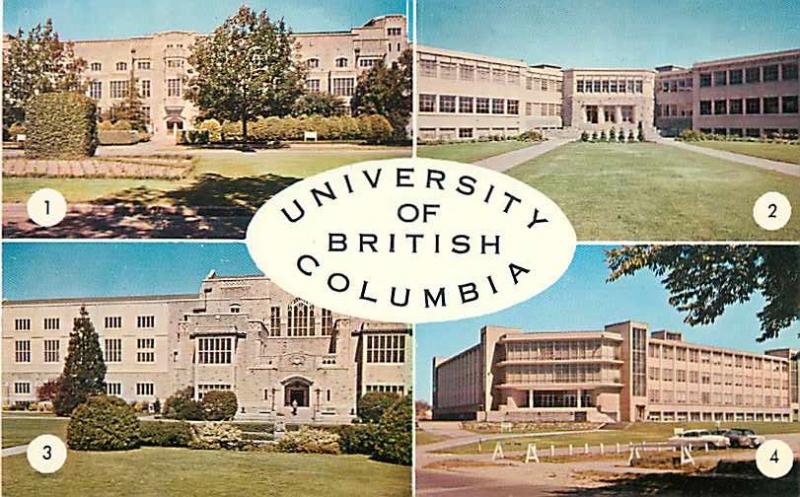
(53, 305), (106, 416)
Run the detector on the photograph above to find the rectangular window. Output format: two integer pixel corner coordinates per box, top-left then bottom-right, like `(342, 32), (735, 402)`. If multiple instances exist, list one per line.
(137, 60), (151, 70)
(420, 60), (437, 78)
(439, 95), (456, 113)
(541, 79), (549, 91)
(167, 78), (181, 97)
(491, 98), (505, 114)
(439, 62), (456, 80)
(270, 306), (281, 336)
(699, 101), (712, 115)
(198, 337), (232, 364)
(140, 80), (151, 98)
(576, 80), (584, 93)
(105, 316), (122, 329)
(729, 69), (743, 85)
(459, 64), (474, 81)
(90, 62), (102, 71)
(15, 340), (31, 363)
(104, 338), (122, 363)
(14, 382), (31, 395)
(746, 98), (761, 114)
(458, 96), (473, 113)
(136, 383), (154, 396)
(166, 59), (184, 69)
(782, 63), (799, 81)
(492, 69), (506, 84)
(110, 80), (129, 98)
(699, 73), (711, 87)
(745, 67), (761, 83)
(729, 99), (743, 114)
(763, 65), (779, 82)
(365, 385), (405, 394)
(366, 334), (406, 363)
(763, 97), (779, 114)
(197, 384), (232, 400)
(106, 383), (122, 396)
(713, 70), (727, 86)
(321, 309), (333, 336)
(42, 317), (60, 330)
(458, 128), (473, 139)
(419, 94), (436, 112)
(137, 338), (155, 363)
(714, 99), (727, 115)
(635, 80), (643, 93)
(782, 96), (798, 114)
(387, 27), (402, 36)
(15, 318), (31, 331)
(359, 58), (377, 68)
(306, 79), (320, 93)
(476, 98), (490, 114)
(137, 315), (155, 328)
(89, 81), (102, 99)
(507, 99), (519, 115)
(44, 340), (60, 363)
(332, 78), (354, 97)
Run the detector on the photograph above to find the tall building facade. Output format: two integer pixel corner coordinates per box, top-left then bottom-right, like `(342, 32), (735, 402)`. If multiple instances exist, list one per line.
(65, 14), (407, 134)
(2, 272), (412, 424)
(433, 321), (797, 423)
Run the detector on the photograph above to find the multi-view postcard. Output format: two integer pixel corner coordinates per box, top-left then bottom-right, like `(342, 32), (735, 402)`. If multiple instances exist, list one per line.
(1, 1), (798, 496)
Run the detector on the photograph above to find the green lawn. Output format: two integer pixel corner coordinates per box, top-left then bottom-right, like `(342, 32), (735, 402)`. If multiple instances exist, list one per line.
(693, 141), (800, 165)
(436, 422), (800, 455)
(507, 142), (800, 240)
(2, 415), (68, 448)
(2, 148), (409, 205)
(2, 448), (411, 497)
(415, 430), (449, 446)
(417, 141), (534, 163)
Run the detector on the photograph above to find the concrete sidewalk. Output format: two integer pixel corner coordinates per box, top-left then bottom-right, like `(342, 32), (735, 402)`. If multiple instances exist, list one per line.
(658, 138), (800, 177)
(474, 138), (571, 172)
(2, 444), (28, 457)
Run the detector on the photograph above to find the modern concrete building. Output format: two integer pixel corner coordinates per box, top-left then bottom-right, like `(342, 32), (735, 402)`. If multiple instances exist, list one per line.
(2, 272), (411, 423)
(432, 321), (798, 423)
(59, 14), (407, 134)
(417, 46), (798, 140)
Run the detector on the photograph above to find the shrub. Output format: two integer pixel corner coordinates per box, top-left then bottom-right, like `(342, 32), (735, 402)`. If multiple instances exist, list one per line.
(25, 91), (97, 158)
(163, 387), (204, 421)
(628, 130), (635, 142)
(358, 392), (400, 423)
(176, 129), (209, 145)
(372, 396), (412, 465)
(609, 127), (617, 141)
(591, 131), (598, 141)
(189, 422), (242, 450)
(277, 427), (340, 454)
(139, 420), (192, 447)
(679, 128), (706, 141)
(339, 423), (377, 455)
(358, 114), (393, 144)
(198, 118), (223, 142)
(221, 120), (243, 141)
(8, 122), (26, 139)
(138, 131), (151, 143)
(201, 390), (238, 421)
(97, 120), (114, 131)
(599, 130), (607, 142)
(67, 395), (140, 451)
(112, 119), (132, 131)
(98, 130), (139, 145)
(36, 378), (60, 402)
(637, 121), (645, 142)
(580, 131), (589, 142)
(517, 129), (544, 142)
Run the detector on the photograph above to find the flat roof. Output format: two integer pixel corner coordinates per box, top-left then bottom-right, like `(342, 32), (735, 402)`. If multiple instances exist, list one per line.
(693, 48), (800, 68)
(4, 294), (198, 306)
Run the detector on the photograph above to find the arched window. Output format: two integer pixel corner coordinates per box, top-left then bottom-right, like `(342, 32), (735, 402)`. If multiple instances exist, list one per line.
(306, 58), (319, 69)
(287, 299), (315, 336)
(335, 57), (348, 68)
(90, 62), (102, 71)
(116, 61), (128, 71)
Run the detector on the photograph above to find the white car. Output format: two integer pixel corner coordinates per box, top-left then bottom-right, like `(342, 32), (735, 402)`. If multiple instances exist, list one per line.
(668, 429), (730, 449)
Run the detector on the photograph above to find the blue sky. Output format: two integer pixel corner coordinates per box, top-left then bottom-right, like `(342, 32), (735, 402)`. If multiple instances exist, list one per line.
(419, 0), (800, 68)
(2, 242), (260, 300)
(3, 0), (409, 39)
(415, 245), (800, 403)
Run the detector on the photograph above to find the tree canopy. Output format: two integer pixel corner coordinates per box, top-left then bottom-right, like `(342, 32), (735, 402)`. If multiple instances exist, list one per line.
(186, 5), (305, 141)
(292, 92), (346, 117)
(606, 245), (800, 342)
(351, 49), (412, 142)
(107, 71), (147, 130)
(3, 18), (86, 124)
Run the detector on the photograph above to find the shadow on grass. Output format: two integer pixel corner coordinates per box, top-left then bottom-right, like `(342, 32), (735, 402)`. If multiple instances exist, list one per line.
(557, 460), (799, 496)
(2, 173), (299, 239)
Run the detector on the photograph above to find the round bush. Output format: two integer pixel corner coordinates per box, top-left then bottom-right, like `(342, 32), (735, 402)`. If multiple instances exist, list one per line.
(188, 422), (242, 450)
(67, 395), (140, 451)
(139, 420), (192, 447)
(202, 390), (238, 421)
(372, 397), (412, 465)
(163, 387), (204, 420)
(339, 423), (376, 455)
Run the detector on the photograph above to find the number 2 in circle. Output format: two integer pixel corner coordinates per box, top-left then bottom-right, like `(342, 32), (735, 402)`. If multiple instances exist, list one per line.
(767, 203), (778, 218)
(43, 444), (52, 460)
(770, 449), (779, 464)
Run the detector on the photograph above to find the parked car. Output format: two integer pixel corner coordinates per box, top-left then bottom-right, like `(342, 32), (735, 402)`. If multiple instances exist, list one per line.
(713, 428), (765, 448)
(668, 429), (730, 449)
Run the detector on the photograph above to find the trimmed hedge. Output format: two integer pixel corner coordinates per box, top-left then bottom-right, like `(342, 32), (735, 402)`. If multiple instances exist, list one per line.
(201, 390), (238, 421)
(67, 395), (140, 451)
(98, 130), (139, 145)
(139, 420), (192, 447)
(189, 422), (242, 450)
(197, 114), (393, 144)
(25, 91), (97, 159)
(177, 129), (209, 145)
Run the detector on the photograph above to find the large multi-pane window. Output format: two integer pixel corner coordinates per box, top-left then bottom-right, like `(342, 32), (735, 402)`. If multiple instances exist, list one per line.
(105, 316), (122, 329)
(306, 58), (319, 69)
(15, 340), (31, 363)
(44, 340), (60, 363)
(106, 383), (122, 396)
(762, 65), (779, 82)
(745, 67), (761, 83)
(491, 98), (505, 114)
(197, 384), (232, 400)
(459, 96), (474, 113)
(270, 306), (281, 336)
(419, 94), (436, 112)
(420, 60), (437, 78)
(321, 309), (333, 336)
(332, 78), (354, 97)
(746, 98), (761, 114)
(631, 327), (647, 397)
(14, 382), (31, 394)
(15, 318), (31, 331)
(699, 101), (712, 115)
(439, 62), (456, 79)
(729, 99), (743, 114)
(782, 96), (798, 114)
(459, 64), (474, 81)
(306, 79), (320, 93)
(140, 80), (151, 98)
(714, 100), (727, 115)
(438, 95), (455, 113)
(783, 63), (799, 81)
(137, 338), (155, 363)
(507, 99), (519, 115)
(137, 315), (155, 328)
(729, 69), (743, 85)
(110, 80), (129, 98)
(699, 73), (712, 87)
(198, 337), (232, 364)
(89, 81), (102, 99)
(713, 71), (727, 86)
(90, 62), (102, 71)
(167, 78), (181, 97)
(136, 383), (154, 396)
(763, 97), (779, 114)
(476, 98), (490, 114)
(137, 60), (151, 70)
(366, 334), (406, 363)
(492, 69), (506, 84)
(43, 317), (60, 330)
(287, 299), (315, 336)
(366, 385), (405, 394)
(104, 338), (122, 363)
(116, 61), (127, 71)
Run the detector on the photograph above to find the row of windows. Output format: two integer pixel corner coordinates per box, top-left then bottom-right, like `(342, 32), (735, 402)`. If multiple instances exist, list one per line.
(12, 314), (158, 332)
(649, 366), (789, 388)
(576, 79), (645, 94)
(419, 94), (521, 115)
(504, 340), (618, 361)
(418, 59), (562, 91)
(655, 104), (693, 118)
(305, 78), (355, 96)
(699, 63), (799, 87)
(504, 364), (621, 384)
(11, 381), (154, 397)
(699, 96), (798, 115)
(658, 77), (694, 92)
(268, 300), (334, 337)
(88, 79), (156, 100)
(306, 56), (392, 70)
(365, 384), (405, 394)
(649, 344), (789, 371)
(89, 60), (153, 72)
(698, 128), (799, 139)
(419, 127), (524, 141)
(649, 389), (788, 407)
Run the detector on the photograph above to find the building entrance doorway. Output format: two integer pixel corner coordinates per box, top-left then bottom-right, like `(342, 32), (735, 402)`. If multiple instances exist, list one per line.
(585, 106), (598, 124)
(166, 118), (184, 133)
(284, 379), (310, 407)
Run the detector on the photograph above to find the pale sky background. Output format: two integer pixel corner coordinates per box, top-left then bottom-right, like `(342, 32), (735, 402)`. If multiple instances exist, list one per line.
(4, 0), (409, 39)
(418, 0), (800, 68)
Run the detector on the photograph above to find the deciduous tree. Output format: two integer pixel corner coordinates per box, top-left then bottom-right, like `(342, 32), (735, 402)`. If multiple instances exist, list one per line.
(351, 49), (412, 142)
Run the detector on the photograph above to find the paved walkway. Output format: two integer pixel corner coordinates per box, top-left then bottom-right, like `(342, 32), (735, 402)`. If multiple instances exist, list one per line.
(473, 138), (571, 172)
(2, 445), (28, 457)
(658, 138), (800, 177)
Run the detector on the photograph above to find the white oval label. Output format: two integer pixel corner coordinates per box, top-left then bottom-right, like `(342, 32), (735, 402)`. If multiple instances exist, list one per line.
(246, 158), (576, 323)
